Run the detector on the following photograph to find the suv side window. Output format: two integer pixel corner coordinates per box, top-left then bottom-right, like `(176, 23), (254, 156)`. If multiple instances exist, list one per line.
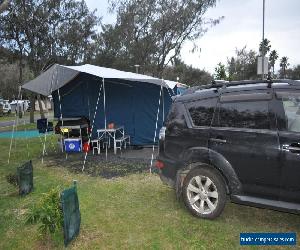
(185, 98), (217, 127)
(165, 102), (187, 130)
(214, 101), (271, 129)
(276, 91), (300, 133)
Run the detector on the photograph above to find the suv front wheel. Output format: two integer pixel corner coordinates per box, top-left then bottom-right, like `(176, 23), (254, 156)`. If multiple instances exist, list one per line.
(182, 167), (227, 219)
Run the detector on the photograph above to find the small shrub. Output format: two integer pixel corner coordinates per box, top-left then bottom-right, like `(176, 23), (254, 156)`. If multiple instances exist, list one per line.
(26, 187), (63, 234)
(6, 173), (18, 186)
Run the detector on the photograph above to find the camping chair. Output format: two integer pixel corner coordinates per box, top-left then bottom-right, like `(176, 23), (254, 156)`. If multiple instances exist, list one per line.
(91, 139), (101, 155)
(114, 127), (130, 153)
(123, 135), (130, 149)
(115, 135), (130, 153)
(91, 132), (108, 155)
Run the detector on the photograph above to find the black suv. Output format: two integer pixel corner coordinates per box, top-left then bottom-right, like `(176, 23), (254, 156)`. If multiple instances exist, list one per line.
(156, 80), (300, 219)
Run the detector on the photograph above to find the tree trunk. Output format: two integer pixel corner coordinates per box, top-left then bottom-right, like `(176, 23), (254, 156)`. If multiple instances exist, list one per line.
(31, 63), (46, 119)
(18, 58), (23, 85)
(37, 94), (45, 119)
(29, 94), (35, 123)
(156, 63), (164, 79)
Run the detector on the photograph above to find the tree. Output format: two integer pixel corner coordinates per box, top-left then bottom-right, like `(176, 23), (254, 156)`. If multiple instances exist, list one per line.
(0, 0), (9, 13)
(163, 59), (212, 86)
(280, 56), (289, 78)
(269, 50), (278, 76)
(226, 46), (258, 80)
(0, 62), (33, 99)
(259, 38), (271, 56)
(0, 0), (99, 121)
(227, 57), (236, 81)
(95, 0), (223, 77)
(0, 0), (99, 74)
(214, 62), (226, 80)
(286, 65), (300, 80)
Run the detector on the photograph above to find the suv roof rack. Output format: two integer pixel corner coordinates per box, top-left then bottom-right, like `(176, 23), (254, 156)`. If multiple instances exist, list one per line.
(183, 79), (300, 95)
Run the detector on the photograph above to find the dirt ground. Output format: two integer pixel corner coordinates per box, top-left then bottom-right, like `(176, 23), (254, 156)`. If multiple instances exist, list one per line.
(44, 147), (159, 178)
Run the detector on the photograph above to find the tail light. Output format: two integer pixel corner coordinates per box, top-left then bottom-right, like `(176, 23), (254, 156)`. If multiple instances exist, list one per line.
(155, 160), (164, 169)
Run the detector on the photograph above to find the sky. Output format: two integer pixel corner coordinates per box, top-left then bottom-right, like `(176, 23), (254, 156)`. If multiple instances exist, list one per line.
(85, 0), (300, 74)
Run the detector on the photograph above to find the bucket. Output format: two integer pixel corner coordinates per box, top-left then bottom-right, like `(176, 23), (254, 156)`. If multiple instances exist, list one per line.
(82, 142), (90, 152)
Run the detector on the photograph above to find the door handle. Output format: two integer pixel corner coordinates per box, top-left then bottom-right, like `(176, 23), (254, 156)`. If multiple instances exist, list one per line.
(282, 143), (300, 153)
(209, 138), (227, 144)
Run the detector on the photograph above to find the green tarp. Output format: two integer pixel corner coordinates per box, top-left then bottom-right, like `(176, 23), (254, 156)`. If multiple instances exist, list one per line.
(61, 181), (81, 246)
(17, 160), (33, 196)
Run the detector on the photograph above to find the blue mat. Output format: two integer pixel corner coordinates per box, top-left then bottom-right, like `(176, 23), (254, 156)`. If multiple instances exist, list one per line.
(0, 130), (53, 138)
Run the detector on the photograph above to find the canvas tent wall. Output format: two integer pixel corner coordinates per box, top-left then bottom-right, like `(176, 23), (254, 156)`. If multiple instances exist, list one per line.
(22, 64), (181, 145)
(51, 73), (171, 145)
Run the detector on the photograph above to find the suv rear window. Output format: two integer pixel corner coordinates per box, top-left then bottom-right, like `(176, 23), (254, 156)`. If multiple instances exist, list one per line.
(213, 101), (271, 129)
(185, 98), (217, 127)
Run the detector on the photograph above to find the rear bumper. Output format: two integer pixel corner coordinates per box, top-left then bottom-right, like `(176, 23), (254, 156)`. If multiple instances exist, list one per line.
(158, 170), (175, 188)
(156, 154), (179, 188)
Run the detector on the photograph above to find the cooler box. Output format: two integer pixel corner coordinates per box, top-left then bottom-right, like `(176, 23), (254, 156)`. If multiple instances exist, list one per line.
(64, 138), (82, 152)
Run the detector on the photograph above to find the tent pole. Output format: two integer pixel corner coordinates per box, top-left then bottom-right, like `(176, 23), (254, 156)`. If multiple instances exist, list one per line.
(87, 82), (91, 121)
(103, 78), (107, 129)
(150, 82), (163, 173)
(56, 67), (65, 155)
(103, 78), (108, 160)
(82, 81), (103, 171)
(162, 86), (165, 122)
(41, 65), (56, 163)
(7, 85), (22, 164)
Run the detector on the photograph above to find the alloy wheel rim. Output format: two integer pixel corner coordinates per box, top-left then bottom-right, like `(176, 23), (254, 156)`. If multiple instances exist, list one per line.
(187, 175), (219, 215)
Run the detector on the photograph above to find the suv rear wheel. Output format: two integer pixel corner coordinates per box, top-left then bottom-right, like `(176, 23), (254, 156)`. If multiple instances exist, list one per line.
(182, 167), (227, 219)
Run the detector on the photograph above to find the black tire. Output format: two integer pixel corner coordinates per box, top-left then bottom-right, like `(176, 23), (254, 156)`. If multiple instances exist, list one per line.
(182, 167), (227, 219)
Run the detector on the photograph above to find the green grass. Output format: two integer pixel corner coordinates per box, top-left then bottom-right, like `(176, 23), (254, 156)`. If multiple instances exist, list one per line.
(0, 111), (33, 122)
(0, 111), (46, 122)
(0, 137), (299, 249)
(0, 111), (54, 131)
(0, 113), (16, 122)
(0, 122), (37, 132)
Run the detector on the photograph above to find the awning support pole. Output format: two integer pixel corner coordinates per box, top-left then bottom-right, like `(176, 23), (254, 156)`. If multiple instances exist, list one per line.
(150, 81), (163, 173)
(103, 78), (108, 160)
(7, 86), (22, 164)
(82, 80), (103, 171)
(162, 87), (165, 122)
(42, 65), (57, 163)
